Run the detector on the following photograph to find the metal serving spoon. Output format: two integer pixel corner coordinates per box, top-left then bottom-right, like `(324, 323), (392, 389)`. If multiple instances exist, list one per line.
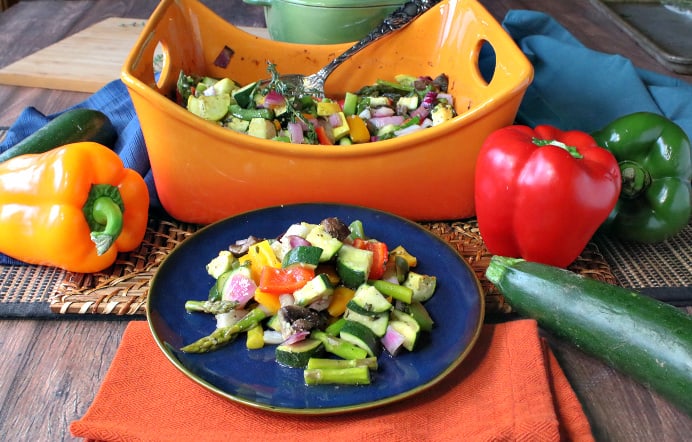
(270, 0), (441, 98)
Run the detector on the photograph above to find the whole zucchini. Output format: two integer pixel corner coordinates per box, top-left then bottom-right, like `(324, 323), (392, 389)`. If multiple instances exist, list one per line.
(486, 255), (692, 415)
(0, 108), (117, 162)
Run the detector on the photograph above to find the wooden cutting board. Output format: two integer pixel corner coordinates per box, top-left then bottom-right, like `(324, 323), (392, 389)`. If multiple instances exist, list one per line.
(0, 17), (269, 93)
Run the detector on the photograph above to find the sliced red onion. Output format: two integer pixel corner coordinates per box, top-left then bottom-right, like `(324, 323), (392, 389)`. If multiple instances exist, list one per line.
(213, 46), (234, 68)
(263, 90), (286, 107)
(410, 104), (431, 120)
(422, 91), (438, 107)
(203, 87), (217, 97)
(381, 325), (406, 356)
(328, 112), (343, 128)
(287, 122), (304, 144)
(282, 330), (310, 345)
(371, 106), (395, 117)
(437, 92), (454, 107)
(287, 235), (311, 248)
(358, 108), (372, 120)
(222, 273), (257, 308)
(369, 115), (405, 129)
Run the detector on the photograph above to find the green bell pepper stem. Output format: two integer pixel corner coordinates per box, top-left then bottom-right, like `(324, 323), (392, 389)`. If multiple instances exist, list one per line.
(618, 160), (652, 199)
(83, 184), (125, 255)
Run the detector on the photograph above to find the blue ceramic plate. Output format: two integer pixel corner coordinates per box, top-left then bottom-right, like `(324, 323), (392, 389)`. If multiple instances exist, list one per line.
(147, 203), (484, 414)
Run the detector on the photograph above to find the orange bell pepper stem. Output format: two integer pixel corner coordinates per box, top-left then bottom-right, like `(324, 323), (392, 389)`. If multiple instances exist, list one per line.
(0, 142), (149, 273)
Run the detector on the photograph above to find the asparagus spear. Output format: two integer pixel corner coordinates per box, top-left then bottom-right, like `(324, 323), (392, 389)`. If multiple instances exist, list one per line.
(304, 366), (371, 385)
(184, 299), (238, 315)
(306, 357), (378, 371)
(180, 307), (267, 353)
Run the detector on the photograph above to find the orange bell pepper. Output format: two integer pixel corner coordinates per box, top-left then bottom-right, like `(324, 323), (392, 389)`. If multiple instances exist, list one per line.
(346, 115), (370, 144)
(0, 142), (149, 273)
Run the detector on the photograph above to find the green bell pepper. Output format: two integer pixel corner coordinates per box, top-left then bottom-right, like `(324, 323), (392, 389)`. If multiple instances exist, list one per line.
(592, 112), (692, 243)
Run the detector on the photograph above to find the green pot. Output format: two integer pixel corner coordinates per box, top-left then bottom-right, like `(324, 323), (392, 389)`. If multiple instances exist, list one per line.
(243, 0), (406, 44)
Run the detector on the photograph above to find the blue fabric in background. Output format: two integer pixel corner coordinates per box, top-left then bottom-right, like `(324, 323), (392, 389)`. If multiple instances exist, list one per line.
(1, 10), (691, 266)
(500, 10), (692, 139)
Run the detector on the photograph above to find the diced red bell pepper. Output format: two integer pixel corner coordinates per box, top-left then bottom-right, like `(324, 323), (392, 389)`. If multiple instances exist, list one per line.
(258, 265), (315, 294)
(315, 125), (334, 145)
(352, 238), (388, 280)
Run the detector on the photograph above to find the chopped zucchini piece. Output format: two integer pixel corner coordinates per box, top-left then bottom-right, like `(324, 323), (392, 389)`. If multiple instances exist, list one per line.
(293, 273), (334, 306)
(343, 308), (389, 337)
(403, 271), (437, 302)
(231, 81), (257, 108)
(306, 225), (343, 262)
(339, 320), (380, 357)
(247, 117), (277, 139)
(403, 300), (435, 332)
(187, 93), (231, 121)
(275, 338), (324, 368)
(346, 284), (392, 315)
(336, 244), (373, 289)
(206, 250), (237, 279)
(282, 245), (323, 268)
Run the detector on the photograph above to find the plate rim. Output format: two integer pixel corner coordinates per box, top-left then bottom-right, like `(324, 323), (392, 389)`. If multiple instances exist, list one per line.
(147, 202), (486, 415)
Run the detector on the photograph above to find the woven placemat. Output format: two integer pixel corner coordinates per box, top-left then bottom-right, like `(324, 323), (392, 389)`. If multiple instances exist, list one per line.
(44, 217), (618, 316)
(596, 221), (692, 289)
(50, 218), (198, 315)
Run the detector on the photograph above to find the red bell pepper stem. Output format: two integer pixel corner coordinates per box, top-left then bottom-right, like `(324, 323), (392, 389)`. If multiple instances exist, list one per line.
(532, 137), (584, 159)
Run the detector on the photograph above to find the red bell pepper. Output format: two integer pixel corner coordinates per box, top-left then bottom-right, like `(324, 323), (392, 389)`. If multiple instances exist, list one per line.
(474, 125), (621, 268)
(314, 125), (333, 145)
(258, 265), (315, 294)
(352, 238), (388, 280)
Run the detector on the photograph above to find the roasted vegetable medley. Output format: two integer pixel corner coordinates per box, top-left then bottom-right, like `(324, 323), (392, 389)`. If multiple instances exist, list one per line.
(181, 217), (438, 386)
(175, 64), (461, 145)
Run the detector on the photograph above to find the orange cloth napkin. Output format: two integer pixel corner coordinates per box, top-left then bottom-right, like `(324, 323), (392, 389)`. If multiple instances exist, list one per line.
(71, 319), (594, 442)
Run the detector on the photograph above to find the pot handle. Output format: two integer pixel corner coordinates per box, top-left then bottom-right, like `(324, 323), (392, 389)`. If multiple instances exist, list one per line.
(243, 0), (273, 7)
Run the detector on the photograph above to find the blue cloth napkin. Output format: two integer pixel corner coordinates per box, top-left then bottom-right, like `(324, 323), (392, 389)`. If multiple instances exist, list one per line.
(1, 10), (691, 267)
(499, 10), (692, 138)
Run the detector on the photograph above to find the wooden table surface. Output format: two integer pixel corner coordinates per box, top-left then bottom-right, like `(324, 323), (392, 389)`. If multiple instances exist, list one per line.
(0, 1), (690, 441)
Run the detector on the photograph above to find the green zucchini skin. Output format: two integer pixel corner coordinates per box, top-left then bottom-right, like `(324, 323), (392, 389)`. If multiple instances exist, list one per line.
(0, 108), (117, 162)
(486, 256), (692, 415)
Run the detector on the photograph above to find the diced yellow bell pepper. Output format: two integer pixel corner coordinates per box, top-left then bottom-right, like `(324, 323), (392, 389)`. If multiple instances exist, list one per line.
(254, 289), (282, 315)
(346, 115), (370, 144)
(246, 324), (265, 349)
(327, 286), (356, 317)
(332, 112), (350, 141)
(316, 101), (342, 117)
(246, 240), (282, 283)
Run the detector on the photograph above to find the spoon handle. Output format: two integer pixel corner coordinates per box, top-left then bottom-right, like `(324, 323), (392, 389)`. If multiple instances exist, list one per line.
(315, 0), (441, 80)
